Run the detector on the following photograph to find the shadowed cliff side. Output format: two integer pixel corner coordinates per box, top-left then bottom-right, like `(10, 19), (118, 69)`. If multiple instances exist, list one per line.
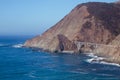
(25, 34), (77, 52)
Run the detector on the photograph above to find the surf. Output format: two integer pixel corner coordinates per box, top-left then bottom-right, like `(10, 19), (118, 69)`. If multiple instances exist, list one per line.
(12, 44), (23, 48)
(85, 53), (120, 67)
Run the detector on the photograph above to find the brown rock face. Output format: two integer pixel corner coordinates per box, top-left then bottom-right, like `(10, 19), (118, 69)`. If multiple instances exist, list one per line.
(96, 35), (120, 63)
(109, 35), (120, 46)
(74, 2), (120, 43)
(24, 2), (120, 62)
(57, 34), (77, 51)
(25, 34), (77, 52)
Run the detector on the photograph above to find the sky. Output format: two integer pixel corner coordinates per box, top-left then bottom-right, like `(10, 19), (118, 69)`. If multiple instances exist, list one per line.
(0, 0), (117, 36)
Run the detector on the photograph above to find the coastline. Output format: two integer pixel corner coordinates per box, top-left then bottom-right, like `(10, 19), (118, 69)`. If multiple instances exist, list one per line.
(24, 45), (120, 67)
(85, 53), (120, 67)
(24, 2), (120, 67)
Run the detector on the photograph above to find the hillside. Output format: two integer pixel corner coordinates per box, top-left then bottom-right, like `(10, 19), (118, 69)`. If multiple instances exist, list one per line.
(24, 2), (120, 63)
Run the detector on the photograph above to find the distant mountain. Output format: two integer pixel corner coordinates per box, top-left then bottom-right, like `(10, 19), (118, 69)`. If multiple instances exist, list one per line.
(24, 2), (120, 64)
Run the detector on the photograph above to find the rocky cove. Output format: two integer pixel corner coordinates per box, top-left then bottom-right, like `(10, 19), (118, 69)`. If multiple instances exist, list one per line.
(24, 2), (120, 64)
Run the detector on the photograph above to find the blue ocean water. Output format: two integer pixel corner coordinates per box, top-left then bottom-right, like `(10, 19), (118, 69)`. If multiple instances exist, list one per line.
(0, 36), (120, 80)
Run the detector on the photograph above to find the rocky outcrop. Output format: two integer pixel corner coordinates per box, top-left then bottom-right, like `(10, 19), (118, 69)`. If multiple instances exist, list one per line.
(25, 34), (77, 52)
(24, 2), (120, 63)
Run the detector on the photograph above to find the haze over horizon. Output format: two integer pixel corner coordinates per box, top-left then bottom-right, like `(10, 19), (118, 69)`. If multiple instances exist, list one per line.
(0, 0), (117, 36)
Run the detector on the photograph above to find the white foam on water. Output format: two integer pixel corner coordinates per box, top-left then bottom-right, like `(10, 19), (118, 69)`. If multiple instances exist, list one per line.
(86, 57), (105, 63)
(87, 53), (98, 58)
(26, 71), (37, 78)
(100, 61), (120, 67)
(28, 74), (36, 78)
(12, 44), (23, 48)
(85, 53), (120, 67)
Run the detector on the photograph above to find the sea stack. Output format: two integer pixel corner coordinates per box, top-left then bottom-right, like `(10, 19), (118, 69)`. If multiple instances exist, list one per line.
(24, 2), (120, 63)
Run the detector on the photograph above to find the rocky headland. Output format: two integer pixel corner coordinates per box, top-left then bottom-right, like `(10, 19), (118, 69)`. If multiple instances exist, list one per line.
(24, 2), (120, 64)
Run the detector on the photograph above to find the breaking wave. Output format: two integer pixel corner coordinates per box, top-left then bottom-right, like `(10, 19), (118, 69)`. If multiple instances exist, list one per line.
(12, 44), (23, 48)
(99, 61), (120, 67)
(85, 53), (120, 67)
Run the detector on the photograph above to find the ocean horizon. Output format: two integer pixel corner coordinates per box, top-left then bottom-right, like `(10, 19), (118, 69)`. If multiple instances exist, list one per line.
(0, 36), (120, 80)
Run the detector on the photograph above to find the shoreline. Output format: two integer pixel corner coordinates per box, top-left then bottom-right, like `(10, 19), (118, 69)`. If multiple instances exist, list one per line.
(85, 53), (120, 67)
(23, 46), (120, 67)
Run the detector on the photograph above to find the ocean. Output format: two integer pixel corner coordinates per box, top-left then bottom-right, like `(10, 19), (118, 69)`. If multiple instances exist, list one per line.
(0, 36), (120, 80)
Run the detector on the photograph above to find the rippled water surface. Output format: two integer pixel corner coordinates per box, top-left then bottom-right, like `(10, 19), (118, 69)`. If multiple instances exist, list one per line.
(0, 36), (120, 80)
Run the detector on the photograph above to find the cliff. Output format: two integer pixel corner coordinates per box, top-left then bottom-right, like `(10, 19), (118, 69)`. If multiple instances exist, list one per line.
(96, 35), (120, 63)
(24, 2), (120, 63)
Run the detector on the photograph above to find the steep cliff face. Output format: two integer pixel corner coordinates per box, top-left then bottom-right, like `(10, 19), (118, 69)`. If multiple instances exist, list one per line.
(24, 2), (120, 59)
(109, 35), (120, 46)
(95, 35), (120, 63)
(108, 35), (120, 63)
(25, 34), (77, 52)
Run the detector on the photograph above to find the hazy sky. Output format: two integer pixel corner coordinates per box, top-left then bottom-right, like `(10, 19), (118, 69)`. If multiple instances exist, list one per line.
(0, 0), (117, 36)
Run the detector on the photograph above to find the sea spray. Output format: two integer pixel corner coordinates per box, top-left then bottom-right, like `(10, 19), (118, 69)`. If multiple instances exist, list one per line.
(12, 44), (23, 48)
(85, 53), (120, 67)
